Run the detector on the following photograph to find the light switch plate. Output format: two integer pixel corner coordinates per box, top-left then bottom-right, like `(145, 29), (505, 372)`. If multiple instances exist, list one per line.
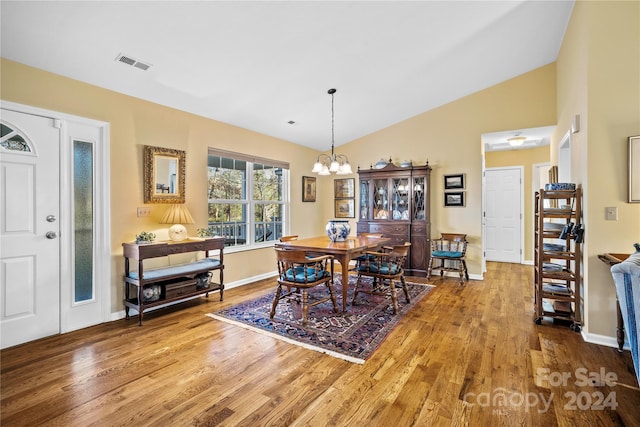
(605, 207), (618, 221)
(137, 207), (151, 217)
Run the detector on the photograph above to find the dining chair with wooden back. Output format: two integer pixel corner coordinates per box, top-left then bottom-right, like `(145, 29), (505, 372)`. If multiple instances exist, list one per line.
(351, 233), (385, 271)
(427, 233), (469, 285)
(352, 242), (411, 314)
(272, 248), (338, 326)
(279, 235), (299, 242)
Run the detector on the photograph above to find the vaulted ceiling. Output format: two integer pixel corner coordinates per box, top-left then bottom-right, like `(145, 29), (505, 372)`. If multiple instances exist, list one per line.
(1, 1), (574, 151)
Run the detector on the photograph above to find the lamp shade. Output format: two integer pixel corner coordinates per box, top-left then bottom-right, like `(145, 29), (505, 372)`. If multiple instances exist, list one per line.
(160, 204), (195, 225)
(160, 204), (195, 241)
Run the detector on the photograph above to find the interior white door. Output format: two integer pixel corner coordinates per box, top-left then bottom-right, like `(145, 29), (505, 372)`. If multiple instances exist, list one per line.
(1, 109), (61, 349)
(484, 168), (522, 263)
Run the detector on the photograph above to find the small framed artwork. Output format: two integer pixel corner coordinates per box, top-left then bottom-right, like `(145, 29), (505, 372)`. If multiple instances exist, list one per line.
(444, 174), (465, 190)
(629, 135), (640, 203)
(302, 176), (316, 202)
(335, 199), (355, 218)
(334, 178), (355, 198)
(444, 191), (465, 207)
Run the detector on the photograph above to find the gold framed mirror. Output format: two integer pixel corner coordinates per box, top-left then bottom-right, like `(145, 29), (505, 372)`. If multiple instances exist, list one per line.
(143, 145), (186, 203)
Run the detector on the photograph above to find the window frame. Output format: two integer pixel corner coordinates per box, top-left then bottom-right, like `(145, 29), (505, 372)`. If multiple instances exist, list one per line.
(207, 148), (290, 253)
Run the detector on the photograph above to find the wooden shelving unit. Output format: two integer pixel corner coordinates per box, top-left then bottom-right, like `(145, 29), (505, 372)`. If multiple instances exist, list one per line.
(534, 187), (583, 331)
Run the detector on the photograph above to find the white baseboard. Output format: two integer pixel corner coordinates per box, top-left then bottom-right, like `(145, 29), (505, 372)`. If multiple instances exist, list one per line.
(582, 330), (628, 351)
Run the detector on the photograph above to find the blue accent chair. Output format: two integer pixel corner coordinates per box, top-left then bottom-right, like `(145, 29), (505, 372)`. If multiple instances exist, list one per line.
(427, 233), (469, 285)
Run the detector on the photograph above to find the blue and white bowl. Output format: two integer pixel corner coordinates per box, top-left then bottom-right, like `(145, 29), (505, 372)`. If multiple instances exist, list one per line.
(326, 220), (351, 242)
(545, 182), (576, 191)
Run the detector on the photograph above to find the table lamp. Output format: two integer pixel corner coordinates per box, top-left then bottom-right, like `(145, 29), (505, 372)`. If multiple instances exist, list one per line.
(160, 204), (195, 241)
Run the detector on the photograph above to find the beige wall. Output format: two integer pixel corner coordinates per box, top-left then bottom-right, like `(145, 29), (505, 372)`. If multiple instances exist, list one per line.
(3, 0), (637, 342)
(554, 1), (640, 338)
(334, 64), (557, 278)
(1, 58), (329, 312)
(0, 58), (556, 315)
(485, 146), (550, 261)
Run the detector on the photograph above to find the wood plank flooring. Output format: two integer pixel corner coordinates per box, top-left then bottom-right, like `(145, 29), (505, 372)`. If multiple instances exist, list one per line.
(2, 262), (639, 426)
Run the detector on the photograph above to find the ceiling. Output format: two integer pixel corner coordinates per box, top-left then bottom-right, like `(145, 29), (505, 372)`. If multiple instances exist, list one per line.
(0, 1), (574, 152)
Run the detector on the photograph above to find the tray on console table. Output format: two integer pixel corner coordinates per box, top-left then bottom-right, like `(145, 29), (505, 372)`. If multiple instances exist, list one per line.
(123, 237), (225, 325)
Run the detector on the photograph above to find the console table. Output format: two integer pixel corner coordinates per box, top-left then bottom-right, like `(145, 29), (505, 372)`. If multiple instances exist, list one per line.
(123, 237), (225, 325)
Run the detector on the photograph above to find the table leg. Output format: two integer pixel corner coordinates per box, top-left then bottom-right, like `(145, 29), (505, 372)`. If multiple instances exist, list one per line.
(338, 254), (350, 312)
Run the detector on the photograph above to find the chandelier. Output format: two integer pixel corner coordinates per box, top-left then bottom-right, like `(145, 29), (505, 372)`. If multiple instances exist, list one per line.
(312, 88), (353, 175)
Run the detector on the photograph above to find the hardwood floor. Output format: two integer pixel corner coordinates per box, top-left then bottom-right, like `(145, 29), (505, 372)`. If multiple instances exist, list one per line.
(2, 262), (638, 426)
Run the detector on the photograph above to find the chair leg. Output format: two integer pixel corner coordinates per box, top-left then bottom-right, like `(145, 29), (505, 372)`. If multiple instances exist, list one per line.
(301, 289), (309, 326)
(326, 281), (339, 313)
(270, 284), (282, 319)
(401, 275), (410, 303)
(426, 257), (434, 280)
(389, 279), (399, 314)
(462, 259), (469, 281)
(352, 274), (362, 306)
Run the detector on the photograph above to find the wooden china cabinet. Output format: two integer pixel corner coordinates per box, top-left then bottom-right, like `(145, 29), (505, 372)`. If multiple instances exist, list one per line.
(357, 160), (431, 276)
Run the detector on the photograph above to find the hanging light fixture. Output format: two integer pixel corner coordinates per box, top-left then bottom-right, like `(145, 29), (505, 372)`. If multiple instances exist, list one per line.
(507, 134), (527, 147)
(312, 88), (352, 175)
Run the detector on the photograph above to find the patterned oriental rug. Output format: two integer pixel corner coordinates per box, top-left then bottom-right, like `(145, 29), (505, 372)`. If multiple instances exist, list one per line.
(207, 275), (435, 364)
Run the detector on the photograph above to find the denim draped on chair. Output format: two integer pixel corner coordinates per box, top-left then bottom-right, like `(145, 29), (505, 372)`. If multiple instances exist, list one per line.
(611, 249), (640, 386)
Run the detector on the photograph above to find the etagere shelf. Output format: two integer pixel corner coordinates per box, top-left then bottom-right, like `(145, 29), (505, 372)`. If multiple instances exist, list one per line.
(534, 187), (583, 331)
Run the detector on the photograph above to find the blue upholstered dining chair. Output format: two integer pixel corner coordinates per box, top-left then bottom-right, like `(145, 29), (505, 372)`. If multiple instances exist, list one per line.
(427, 233), (469, 285)
(352, 242), (411, 314)
(271, 248), (338, 326)
(351, 233), (385, 271)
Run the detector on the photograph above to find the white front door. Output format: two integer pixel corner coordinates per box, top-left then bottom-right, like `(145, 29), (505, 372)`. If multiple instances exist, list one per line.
(1, 109), (61, 348)
(484, 167), (522, 263)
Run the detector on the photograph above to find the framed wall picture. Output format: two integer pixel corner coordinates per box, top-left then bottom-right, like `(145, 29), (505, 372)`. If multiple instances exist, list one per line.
(335, 199), (355, 218)
(444, 174), (465, 190)
(444, 191), (465, 207)
(629, 135), (640, 203)
(302, 176), (316, 202)
(334, 178), (355, 198)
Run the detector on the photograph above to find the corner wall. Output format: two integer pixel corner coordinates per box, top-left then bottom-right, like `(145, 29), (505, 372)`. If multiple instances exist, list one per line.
(555, 1), (640, 339)
(335, 64), (557, 278)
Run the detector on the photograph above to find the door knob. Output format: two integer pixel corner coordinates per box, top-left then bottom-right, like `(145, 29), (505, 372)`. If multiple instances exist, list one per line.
(46, 231), (57, 239)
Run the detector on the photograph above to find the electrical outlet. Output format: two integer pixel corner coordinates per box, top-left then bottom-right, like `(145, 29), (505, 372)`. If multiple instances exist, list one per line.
(605, 206), (618, 221)
(137, 207), (151, 217)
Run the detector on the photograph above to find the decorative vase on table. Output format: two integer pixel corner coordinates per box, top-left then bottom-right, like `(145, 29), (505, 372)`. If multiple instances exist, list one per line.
(326, 219), (351, 242)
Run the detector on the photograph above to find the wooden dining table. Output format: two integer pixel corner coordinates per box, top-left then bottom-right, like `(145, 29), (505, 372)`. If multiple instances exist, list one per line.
(275, 235), (390, 311)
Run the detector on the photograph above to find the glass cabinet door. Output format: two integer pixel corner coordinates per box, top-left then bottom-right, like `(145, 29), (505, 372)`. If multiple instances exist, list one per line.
(392, 177), (410, 220)
(413, 176), (426, 220)
(359, 179), (370, 220)
(373, 178), (388, 219)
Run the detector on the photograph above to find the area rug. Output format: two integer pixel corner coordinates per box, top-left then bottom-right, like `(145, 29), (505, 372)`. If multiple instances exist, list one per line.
(206, 275), (434, 364)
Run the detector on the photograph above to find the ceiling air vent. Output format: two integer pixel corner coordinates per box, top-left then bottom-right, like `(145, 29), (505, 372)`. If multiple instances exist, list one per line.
(115, 53), (151, 71)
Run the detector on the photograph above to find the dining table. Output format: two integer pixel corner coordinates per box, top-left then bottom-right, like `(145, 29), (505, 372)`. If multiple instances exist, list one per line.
(275, 235), (391, 311)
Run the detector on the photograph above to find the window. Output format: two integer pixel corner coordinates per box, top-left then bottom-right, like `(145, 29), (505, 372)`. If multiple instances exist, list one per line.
(207, 148), (289, 248)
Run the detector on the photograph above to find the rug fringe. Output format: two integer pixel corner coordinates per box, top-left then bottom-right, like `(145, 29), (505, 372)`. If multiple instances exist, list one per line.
(206, 313), (365, 364)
